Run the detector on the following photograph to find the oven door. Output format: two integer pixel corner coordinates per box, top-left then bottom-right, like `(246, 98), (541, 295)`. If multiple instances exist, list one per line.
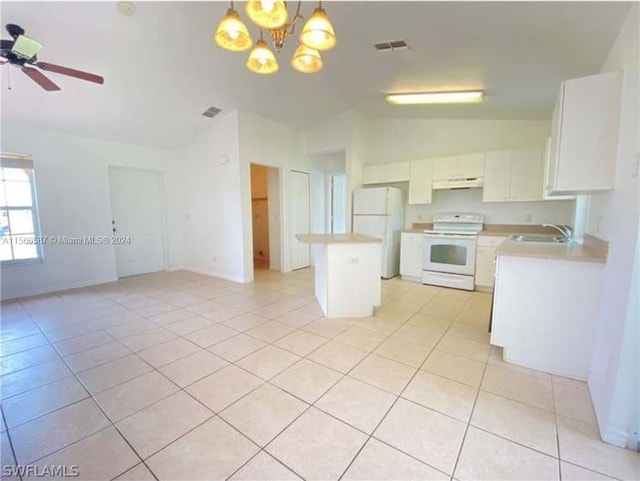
(423, 233), (477, 276)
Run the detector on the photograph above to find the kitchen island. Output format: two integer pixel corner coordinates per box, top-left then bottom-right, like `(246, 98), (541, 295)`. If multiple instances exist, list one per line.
(490, 235), (608, 380)
(296, 234), (382, 318)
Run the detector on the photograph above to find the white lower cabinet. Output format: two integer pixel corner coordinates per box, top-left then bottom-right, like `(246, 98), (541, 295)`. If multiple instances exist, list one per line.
(475, 235), (507, 289)
(491, 253), (604, 380)
(400, 232), (424, 281)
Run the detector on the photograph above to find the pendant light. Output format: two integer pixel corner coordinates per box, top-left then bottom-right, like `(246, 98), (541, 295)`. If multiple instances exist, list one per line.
(245, 0), (288, 29)
(215, 4), (252, 51)
(291, 44), (322, 73)
(247, 33), (279, 74)
(300, 2), (336, 51)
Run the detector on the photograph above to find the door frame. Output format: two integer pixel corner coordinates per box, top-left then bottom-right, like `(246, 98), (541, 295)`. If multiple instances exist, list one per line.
(107, 165), (169, 278)
(326, 171), (347, 234)
(247, 163), (286, 281)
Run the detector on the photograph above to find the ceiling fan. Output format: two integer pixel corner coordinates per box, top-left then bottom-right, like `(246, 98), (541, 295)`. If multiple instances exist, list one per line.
(0, 23), (104, 91)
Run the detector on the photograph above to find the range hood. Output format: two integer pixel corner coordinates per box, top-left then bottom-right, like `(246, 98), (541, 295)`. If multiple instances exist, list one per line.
(432, 177), (484, 190)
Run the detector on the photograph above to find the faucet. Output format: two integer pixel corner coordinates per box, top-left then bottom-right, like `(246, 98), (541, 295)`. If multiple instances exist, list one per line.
(543, 224), (573, 239)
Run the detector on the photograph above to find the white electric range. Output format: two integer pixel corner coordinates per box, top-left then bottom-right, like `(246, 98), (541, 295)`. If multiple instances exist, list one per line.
(422, 213), (484, 291)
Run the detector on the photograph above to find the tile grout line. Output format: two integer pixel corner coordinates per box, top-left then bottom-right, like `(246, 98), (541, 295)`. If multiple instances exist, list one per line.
(1, 405), (24, 481)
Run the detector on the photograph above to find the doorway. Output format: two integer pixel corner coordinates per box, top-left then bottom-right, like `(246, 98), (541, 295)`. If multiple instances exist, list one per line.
(250, 163), (282, 272)
(108, 166), (166, 278)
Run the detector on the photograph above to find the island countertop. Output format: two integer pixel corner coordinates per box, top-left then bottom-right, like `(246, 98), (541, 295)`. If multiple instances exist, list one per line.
(296, 233), (382, 244)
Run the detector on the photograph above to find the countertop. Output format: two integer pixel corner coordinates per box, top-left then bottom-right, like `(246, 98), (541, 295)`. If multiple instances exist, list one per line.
(403, 223), (564, 236)
(296, 233), (382, 244)
(497, 234), (608, 264)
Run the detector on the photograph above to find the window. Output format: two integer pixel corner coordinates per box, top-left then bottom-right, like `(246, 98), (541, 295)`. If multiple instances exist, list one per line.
(0, 155), (42, 264)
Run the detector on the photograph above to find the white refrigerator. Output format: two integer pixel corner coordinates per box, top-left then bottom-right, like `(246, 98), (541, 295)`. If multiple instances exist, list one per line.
(352, 187), (405, 278)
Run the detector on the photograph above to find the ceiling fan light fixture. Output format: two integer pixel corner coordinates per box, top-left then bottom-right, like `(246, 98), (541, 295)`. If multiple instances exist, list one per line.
(245, 0), (288, 29)
(291, 44), (322, 73)
(11, 35), (43, 59)
(247, 39), (279, 74)
(215, 8), (252, 51)
(386, 90), (485, 105)
(300, 7), (336, 51)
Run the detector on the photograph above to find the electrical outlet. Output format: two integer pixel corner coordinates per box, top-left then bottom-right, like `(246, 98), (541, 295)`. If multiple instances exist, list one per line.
(525, 213), (534, 223)
(632, 152), (639, 178)
(347, 257), (359, 264)
(212, 255), (217, 263)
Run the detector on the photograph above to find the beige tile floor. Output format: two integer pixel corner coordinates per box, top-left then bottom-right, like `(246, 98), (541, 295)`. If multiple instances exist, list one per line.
(1, 268), (639, 481)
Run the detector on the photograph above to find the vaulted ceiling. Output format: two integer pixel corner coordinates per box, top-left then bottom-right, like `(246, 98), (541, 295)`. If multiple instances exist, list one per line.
(0, 1), (631, 148)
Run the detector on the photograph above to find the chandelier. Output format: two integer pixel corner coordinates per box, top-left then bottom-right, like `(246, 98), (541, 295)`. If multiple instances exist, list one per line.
(214, 1), (336, 74)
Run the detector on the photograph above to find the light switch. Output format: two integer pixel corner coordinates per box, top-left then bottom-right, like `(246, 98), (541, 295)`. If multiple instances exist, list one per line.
(347, 257), (359, 264)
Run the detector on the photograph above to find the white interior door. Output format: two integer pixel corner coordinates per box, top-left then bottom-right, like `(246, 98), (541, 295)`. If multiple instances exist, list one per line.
(109, 166), (166, 278)
(290, 170), (310, 270)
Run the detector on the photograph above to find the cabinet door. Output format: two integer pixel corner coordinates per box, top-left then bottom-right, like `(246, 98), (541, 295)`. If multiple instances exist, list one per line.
(400, 233), (424, 279)
(385, 162), (410, 183)
(432, 156), (458, 180)
(457, 153), (485, 178)
(483, 151), (512, 202)
(543, 137), (575, 201)
(510, 147), (543, 201)
(362, 165), (387, 184)
(408, 159), (433, 205)
(475, 246), (497, 288)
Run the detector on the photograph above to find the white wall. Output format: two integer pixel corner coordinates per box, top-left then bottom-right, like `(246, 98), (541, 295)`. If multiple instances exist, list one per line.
(406, 189), (575, 226)
(0, 124), (184, 299)
(364, 119), (551, 164)
(586, 5), (640, 448)
(182, 111), (245, 282)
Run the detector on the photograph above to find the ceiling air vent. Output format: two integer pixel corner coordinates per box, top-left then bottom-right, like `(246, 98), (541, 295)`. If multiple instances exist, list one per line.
(202, 106), (222, 118)
(374, 40), (408, 52)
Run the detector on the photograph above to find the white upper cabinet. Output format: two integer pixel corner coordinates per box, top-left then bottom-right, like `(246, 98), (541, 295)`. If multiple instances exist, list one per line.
(510, 147), (543, 202)
(432, 154), (485, 180)
(547, 71), (622, 194)
(408, 159), (433, 205)
(432, 156), (458, 180)
(362, 162), (410, 184)
(483, 151), (512, 202)
(483, 148), (544, 202)
(457, 153), (486, 178)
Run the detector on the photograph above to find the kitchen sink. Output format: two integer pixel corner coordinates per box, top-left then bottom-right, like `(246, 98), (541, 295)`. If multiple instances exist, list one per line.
(510, 234), (573, 244)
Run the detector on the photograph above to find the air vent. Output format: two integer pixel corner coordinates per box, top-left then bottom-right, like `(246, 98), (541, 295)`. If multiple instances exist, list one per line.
(374, 40), (408, 52)
(202, 106), (222, 118)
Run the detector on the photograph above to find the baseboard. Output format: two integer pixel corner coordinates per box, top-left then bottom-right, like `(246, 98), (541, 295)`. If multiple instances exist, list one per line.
(1, 276), (119, 301)
(183, 267), (249, 284)
(602, 426), (631, 449)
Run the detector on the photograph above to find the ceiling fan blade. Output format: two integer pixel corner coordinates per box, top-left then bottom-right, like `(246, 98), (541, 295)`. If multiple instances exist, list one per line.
(35, 62), (104, 84)
(22, 66), (60, 91)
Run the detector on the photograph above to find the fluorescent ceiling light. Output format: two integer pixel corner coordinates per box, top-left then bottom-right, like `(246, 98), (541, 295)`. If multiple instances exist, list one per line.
(386, 91), (484, 105)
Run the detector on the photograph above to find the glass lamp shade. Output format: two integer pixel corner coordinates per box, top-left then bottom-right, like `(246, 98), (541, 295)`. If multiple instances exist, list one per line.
(245, 0), (288, 29)
(291, 44), (323, 73)
(215, 8), (252, 51)
(247, 39), (279, 74)
(300, 7), (336, 51)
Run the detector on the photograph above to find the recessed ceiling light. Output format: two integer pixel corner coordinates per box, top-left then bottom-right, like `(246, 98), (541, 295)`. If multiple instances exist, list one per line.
(386, 90), (484, 105)
(117, 2), (136, 16)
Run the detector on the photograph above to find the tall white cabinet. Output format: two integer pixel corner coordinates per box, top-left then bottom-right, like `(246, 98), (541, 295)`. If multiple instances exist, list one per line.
(408, 159), (433, 205)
